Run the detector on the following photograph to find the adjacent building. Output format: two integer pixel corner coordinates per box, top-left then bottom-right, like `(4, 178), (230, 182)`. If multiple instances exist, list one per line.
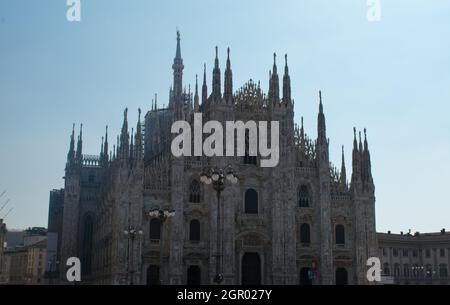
(1, 227), (47, 284)
(378, 230), (450, 285)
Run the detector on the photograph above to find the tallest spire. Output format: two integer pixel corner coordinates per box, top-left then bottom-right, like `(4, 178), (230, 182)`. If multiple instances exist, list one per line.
(172, 30), (184, 99)
(175, 30), (181, 59)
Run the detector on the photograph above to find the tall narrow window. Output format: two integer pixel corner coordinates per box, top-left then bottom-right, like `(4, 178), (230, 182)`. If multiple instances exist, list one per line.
(384, 263), (390, 276)
(300, 223), (311, 244)
(189, 219), (200, 241)
(403, 264), (410, 277)
(439, 264), (448, 278)
(244, 189), (258, 214)
(298, 185), (310, 207)
(189, 180), (201, 203)
(335, 224), (345, 245)
(243, 130), (257, 165)
(150, 218), (161, 240)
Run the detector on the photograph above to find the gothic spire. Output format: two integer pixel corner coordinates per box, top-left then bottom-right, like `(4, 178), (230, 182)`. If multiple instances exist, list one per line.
(300, 117), (305, 151)
(317, 91), (326, 142)
(129, 128), (134, 164)
(283, 54), (291, 103)
(194, 74), (199, 111)
(202, 63), (208, 105)
(351, 127), (360, 184)
(66, 123), (76, 170)
(364, 128), (373, 183)
(270, 53), (280, 103)
(224, 47), (233, 102)
(212, 46), (222, 101)
(172, 30), (184, 99)
(103, 125), (109, 164)
(76, 124), (83, 162)
(340, 145), (347, 186)
(120, 108), (129, 160)
(135, 108), (143, 162)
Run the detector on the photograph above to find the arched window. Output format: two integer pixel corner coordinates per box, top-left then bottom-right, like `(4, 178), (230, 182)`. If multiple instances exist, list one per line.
(189, 219), (200, 241)
(335, 268), (348, 285)
(187, 265), (201, 285)
(244, 189), (258, 214)
(384, 263), (390, 276)
(81, 214), (94, 275)
(241, 252), (261, 285)
(189, 180), (201, 203)
(439, 264), (448, 278)
(150, 218), (161, 240)
(335, 224), (345, 245)
(298, 185), (310, 207)
(146, 265), (160, 285)
(299, 267), (312, 285)
(300, 223), (311, 244)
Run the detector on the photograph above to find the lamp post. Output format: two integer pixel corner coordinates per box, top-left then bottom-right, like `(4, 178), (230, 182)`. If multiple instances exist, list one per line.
(123, 225), (143, 285)
(200, 165), (238, 284)
(148, 208), (175, 285)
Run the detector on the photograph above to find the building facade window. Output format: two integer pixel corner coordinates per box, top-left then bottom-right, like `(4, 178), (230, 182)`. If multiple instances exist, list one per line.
(394, 264), (400, 277)
(189, 219), (201, 241)
(383, 263), (390, 276)
(393, 248), (398, 257)
(425, 249), (430, 258)
(440, 248), (445, 257)
(189, 180), (201, 203)
(412, 249), (418, 257)
(243, 130), (257, 165)
(244, 188), (258, 214)
(300, 223), (311, 244)
(403, 264), (410, 278)
(150, 218), (161, 240)
(403, 249), (408, 257)
(335, 224), (345, 245)
(335, 268), (348, 285)
(425, 264), (432, 278)
(439, 264), (448, 278)
(298, 185), (310, 207)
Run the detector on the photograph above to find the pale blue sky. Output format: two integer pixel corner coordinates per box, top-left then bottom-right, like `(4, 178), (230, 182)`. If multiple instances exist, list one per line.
(0, 0), (449, 233)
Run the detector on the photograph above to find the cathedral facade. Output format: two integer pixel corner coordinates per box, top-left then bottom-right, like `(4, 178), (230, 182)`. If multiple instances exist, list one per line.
(54, 33), (378, 285)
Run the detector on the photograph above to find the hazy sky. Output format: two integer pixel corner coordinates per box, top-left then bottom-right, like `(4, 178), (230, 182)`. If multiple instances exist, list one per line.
(0, 0), (449, 233)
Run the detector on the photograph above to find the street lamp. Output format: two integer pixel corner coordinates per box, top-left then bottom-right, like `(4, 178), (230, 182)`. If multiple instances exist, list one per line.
(123, 225), (143, 285)
(200, 165), (238, 284)
(148, 208), (175, 284)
